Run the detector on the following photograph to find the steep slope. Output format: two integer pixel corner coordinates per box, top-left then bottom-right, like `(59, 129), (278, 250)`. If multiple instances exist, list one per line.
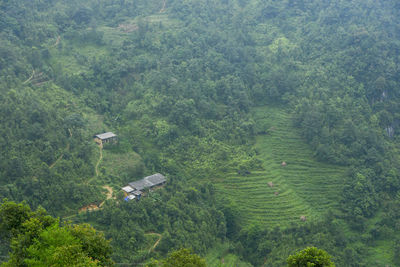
(214, 106), (347, 227)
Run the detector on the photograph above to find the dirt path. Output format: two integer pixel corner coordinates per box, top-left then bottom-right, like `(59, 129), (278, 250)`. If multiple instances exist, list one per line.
(23, 70), (47, 85)
(79, 185), (114, 212)
(99, 186), (114, 207)
(23, 70), (35, 84)
(49, 144), (69, 169)
(104, 185), (113, 200)
(147, 233), (162, 254)
(49, 129), (72, 169)
(52, 35), (61, 48)
(85, 142), (102, 185)
(64, 141), (113, 218)
(79, 203), (99, 212)
(95, 143), (103, 176)
(160, 0), (166, 13)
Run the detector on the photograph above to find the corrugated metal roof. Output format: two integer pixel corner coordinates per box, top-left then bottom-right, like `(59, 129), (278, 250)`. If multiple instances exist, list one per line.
(132, 190), (142, 196)
(127, 195), (136, 200)
(128, 173), (166, 191)
(122, 186), (134, 193)
(95, 132), (117, 140)
(128, 180), (152, 191)
(146, 173), (166, 185)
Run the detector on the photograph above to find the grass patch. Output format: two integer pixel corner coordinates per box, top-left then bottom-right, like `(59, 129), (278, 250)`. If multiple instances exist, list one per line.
(100, 13), (181, 45)
(100, 149), (144, 187)
(49, 39), (108, 75)
(84, 113), (107, 136)
(214, 105), (347, 228)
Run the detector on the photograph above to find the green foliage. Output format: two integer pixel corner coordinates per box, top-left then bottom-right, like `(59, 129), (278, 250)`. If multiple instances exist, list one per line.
(0, 200), (113, 266)
(287, 247), (335, 267)
(22, 224), (99, 267)
(205, 242), (252, 267)
(214, 106), (347, 228)
(2, 0), (400, 266)
(0, 86), (102, 216)
(148, 248), (206, 267)
(68, 224), (113, 266)
(82, 182), (225, 264)
(162, 248), (206, 267)
(0, 200), (32, 237)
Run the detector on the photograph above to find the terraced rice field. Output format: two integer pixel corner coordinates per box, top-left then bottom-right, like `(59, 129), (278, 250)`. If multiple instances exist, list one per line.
(214, 106), (347, 228)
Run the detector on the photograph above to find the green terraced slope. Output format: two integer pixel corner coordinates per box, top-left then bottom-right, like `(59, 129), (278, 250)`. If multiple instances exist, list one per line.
(214, 105), (347, 228)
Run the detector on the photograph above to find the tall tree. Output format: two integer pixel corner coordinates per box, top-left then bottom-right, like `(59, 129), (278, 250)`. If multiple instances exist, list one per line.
(0, 200), (113, 266)
(287, 247), (335, 267)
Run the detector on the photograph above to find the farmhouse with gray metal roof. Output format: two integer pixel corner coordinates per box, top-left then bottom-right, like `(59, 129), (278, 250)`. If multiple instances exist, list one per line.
(122, 173), (166, 201)
(128, 173), (166, 191)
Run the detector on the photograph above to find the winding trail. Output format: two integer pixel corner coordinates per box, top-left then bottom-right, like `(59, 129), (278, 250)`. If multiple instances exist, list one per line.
(95, 143), (103, 176)
(147, 233), (162, 254)
(99, 186), (114, 207)
(76, 143), (110, 213)
(85, 142), (103, 184)
(78, 186), (114, 212)
(63, 142), (113, 219)
(49, 144), (69, 169)
(159, 0), (166, 13)
(51, 35), (61, 48)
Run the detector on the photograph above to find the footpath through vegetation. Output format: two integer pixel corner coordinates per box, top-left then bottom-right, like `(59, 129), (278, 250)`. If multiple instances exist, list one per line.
(95, 143), (103, 177)
(147, 233), (162, 254)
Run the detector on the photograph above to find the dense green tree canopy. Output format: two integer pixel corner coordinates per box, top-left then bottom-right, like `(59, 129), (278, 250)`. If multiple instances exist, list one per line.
(287, 247), (335, 267)
(148, 248), (206, 267)
(1, 0), (400, 266)
(0, 200), (113, 266)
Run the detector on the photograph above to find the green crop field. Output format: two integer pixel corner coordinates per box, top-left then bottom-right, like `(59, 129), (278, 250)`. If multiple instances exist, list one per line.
(214, 105), (348, 228)
(100, 149), (144, 186)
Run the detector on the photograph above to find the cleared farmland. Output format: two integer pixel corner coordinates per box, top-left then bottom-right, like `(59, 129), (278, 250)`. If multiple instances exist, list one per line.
(214, 106), (347, 228)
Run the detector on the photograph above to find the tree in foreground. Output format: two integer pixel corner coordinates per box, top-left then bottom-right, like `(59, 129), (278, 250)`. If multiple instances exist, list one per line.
(0, 200), (113, 266)
(287, 246), (335, 267)
(147, 248), (206, 267)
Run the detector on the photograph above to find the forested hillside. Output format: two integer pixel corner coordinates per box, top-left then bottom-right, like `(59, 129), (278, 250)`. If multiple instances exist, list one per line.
(1, 0), (400, 266)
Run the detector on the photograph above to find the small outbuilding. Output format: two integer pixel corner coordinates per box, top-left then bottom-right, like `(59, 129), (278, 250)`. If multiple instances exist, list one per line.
(131, 190), (142, 200)
(124, 195), (136, 201)
(94, 132), (117, 144)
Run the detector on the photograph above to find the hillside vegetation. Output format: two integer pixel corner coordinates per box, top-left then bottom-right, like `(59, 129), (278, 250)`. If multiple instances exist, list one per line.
(215, 106), (347, 227)
(1, 0), (400, 266)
